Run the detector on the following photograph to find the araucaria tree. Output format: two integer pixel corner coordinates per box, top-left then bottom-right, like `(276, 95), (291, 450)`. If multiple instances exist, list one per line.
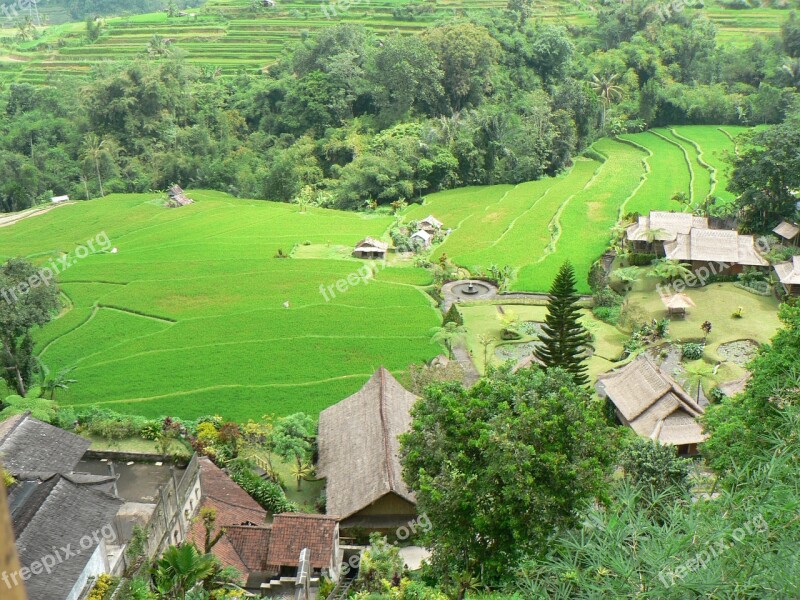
(534, 261), (592, 385)
(0, 259), (60, 396)
(400, 367), (616, 590)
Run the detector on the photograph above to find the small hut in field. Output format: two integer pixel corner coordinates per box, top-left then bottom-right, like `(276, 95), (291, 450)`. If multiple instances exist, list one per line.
(317, 367), (418, 530)
(418, 215), (443, 234)
(353, 237), (388, 260)
(661, 292), (696, 318)
(775, 256), (800, 296)
(167, 185), (194, 208)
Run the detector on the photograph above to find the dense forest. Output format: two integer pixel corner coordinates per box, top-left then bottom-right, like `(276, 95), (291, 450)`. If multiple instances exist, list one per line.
(1, 0), (799, 215)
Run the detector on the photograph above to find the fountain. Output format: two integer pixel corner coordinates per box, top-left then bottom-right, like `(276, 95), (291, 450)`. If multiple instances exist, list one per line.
(449, 279), (497, 301)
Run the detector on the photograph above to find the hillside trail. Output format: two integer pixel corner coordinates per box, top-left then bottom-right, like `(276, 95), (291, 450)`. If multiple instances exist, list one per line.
(0, 203), (73, 228)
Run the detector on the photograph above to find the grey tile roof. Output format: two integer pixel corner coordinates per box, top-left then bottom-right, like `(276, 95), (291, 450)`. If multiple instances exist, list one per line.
(0, 412), (90, 474)
(9, 474), (122, 600)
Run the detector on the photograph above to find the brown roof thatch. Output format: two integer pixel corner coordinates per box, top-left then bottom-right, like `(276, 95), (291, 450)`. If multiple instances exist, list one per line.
(626, 211), (708, 243)
(512, 353), (545, 373)
(665, 229), (768, 266)
(419, 215), (443, 230)
(597, 355), (707, 446)
(0, 412), (90, 475)
(661, 293), (696, 310)
(775, 256), (800, 285)
(354, 237), (389, 252)
(317, 368), (417, 520)
(773, 220), (800, 241)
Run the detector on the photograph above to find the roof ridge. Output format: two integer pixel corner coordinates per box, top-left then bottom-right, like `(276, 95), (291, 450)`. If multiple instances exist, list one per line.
(0, 411), (29, 444)
(377, 367), (396, 492)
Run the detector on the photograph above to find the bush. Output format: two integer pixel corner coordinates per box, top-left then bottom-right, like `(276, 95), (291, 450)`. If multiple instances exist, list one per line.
(228, 460), (297, 514)
(627, 253), (657, 266)
(592, 305), (621, 325)
(87, 574), (113, 600)
(588, 260), (609, 292)
(620, 438), (691, 491)
(682, 342), (705, 360)
(593, 286), (623, 308)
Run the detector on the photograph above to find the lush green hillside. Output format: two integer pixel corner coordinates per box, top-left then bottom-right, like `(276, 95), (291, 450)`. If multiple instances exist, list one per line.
(0, 191), (440, 419)
(406, 125), (740, 293)
(0, 0), (794, 85)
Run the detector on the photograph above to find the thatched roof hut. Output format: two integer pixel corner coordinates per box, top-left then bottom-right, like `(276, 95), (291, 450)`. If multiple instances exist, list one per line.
(661, 292), (696, 316)
(419, 215), (443, 232)
(775, 255), (800, 296)
(317, 367), (418, 529)
(167, 185), (194, 208)
(626, 211), (709, 243)
(773, 220), (800, 244)
(596, 355), (707, 455)
(353, 237), (388, 259)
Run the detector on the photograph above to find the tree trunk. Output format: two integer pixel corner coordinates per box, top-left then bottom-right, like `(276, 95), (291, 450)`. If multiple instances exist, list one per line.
(95, 158), (105, 197)
(2, 339), (26, 396)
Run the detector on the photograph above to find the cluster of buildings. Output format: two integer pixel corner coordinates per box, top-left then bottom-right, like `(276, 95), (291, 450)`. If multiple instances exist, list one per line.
(626, 211), (800, 296)
(353, 215), (444, 259)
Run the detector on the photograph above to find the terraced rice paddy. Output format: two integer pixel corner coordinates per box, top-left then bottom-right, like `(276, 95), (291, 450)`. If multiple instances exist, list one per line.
(0, 191), (439, 420)
(0, 125), (746, 419)
(408, 125), (741, 293)
(0, 0), (792, 85)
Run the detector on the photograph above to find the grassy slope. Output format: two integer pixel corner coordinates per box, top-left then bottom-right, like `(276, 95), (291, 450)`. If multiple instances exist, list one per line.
(0, 191), (440, 420)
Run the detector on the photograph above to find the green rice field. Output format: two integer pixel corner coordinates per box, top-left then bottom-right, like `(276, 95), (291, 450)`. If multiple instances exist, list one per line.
(406, 125), (742, 293)
(0, 0), (792, 85)
(0, 191), (440, 420)
(0, 125), (746, 419)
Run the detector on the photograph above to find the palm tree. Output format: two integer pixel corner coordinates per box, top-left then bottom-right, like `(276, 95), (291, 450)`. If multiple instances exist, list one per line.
(81, 133), (106, 197)
(683, 361), (715, 403)
(644, 227), (670, 255)
(589, 73), (624, 130)
(430, 322), (467, 359)
(15, 17), (35, 41)
(152, 544), (216, 599)
(477, 334), (493, 372)
(39, 366), (77, 401)
(649, 259), (693, 283)
(612, 266), (641, 292)
(289, 461), (314, 491)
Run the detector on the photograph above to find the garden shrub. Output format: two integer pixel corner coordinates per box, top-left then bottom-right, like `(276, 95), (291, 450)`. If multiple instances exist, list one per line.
(87, 573), (113, 600)
(592, 305), (621, 325)
(620, 437), (691, 492)
(593, 286), (623, 308)
(628, 253), (657, 266)
(682, 342), (705, 360)
(228, 460), (297, 514)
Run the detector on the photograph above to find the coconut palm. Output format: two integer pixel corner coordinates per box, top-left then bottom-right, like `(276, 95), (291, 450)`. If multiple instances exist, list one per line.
(430, 322), (467, 359)
(644, 227), (670, 255)
(81, 133), (106, 197)
(289, 461), (314, 491)
(477, 334), (493, 372)
(589, 73), (624, 129)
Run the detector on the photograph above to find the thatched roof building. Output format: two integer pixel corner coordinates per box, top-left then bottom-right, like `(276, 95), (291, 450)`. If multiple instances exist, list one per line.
(664, 228), (768, 270)
(317, 368), (418, 529)
(775, 255), (800, 296)
(353, 237), (388, 260)
(773, 220), (800, 244)
(418, 215), (443, 232)
(0, 412), (90, 475)
(167, 185), (194, 208)
(626, 211), (709, 244)
(596, 355), (707, 455)
(661, 292), (695, 316)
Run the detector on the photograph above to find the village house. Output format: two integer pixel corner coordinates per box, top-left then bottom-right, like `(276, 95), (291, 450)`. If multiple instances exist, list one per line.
(773, 220), (800, 246)
(353, 237), (388, 260)
(418, 215), (443, 234)
(625, 211), (709, 255)
(775, 255), (800, 296)
(410, 229), (432, 248)
(596, 355), (707, 456)
(317, 367), (418, 530)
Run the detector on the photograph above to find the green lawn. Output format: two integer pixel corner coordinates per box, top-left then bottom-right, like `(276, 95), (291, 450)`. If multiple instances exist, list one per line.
(0, 191), (439, 420)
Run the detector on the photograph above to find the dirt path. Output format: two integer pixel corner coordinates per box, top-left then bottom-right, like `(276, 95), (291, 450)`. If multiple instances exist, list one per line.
(0, 203), (73, 228)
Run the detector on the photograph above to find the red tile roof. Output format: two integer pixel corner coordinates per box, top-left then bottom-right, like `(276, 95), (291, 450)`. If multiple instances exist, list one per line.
(266, 513), (338, 570)
(188, 458), (269, 578)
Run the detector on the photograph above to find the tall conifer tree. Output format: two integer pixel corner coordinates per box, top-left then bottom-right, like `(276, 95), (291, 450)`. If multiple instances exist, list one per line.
(534, 261), (591, 385)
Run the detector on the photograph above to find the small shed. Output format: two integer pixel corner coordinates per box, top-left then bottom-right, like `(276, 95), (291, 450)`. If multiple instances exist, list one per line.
(51, 195), (70, 204)
(167, 185), (194, 208)
(410, 230), (432, 248)
(353, 237), (388, 260)
(661, 292), (696, 317)
(418, 215), (443, 234)
(773, 221), (800, 246)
